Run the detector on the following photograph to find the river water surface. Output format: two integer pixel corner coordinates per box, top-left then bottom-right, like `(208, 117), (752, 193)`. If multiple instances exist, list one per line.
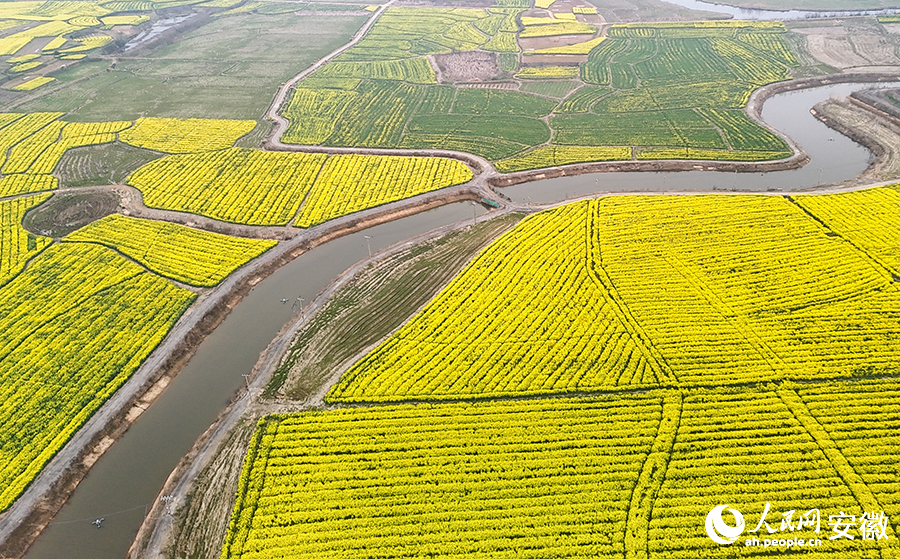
(22, 81), (897, 559)
(659, 0), (900, 19)
(504, 83), (898, 203)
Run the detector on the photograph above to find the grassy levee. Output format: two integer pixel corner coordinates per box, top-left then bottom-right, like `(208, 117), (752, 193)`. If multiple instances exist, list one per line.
(167, 418), (259, 559)
(266, 212), (524, 400)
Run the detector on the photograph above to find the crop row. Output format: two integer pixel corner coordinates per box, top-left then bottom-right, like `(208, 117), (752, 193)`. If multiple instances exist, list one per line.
(552, 110), (724, 149)
(2, 119), (131, 175)
(337, 7), (493, 61)
(11, 77), (56, 91)
(587, 195), (898, 385)
(0, 21), (82, 55)
(737, 31), (799, 67)
(221, 395), (664, 559)
(2, 121), (66, 174)
(316, 58), (437, 84)
(648, 390), (875, 556)
(798, 380), (900, 539)
(524, 36), (606, 55)
(610, 20), (784, 38)
(9, 61), (42, 73)
(129, 149), (327, 226)
(482, 31), (518, 52)
(386, 106), (545, 158)
(519, 20), (596, 38)
(793, 186), (900, 277)
(0, 174), (57, 199)
(64, 215), (277, 287)
(322, 81), (426, 147)
(635, 147), (789, 161)
(0, 113), (261, 198)
(0, 194), (51, 286)
(328, 190), (900, 402)
(515, 66), (579, 79)
(494, 145), (631, 173)
(0, 113), (64, 170)
(282, 87), (359, 144)
(225, 379), (899, 558)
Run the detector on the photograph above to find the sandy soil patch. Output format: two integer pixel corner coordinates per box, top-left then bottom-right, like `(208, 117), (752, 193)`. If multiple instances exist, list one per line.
(805, 34), (871, 68)
(432, 50), (500, 82)
(850, 32), (900, 65)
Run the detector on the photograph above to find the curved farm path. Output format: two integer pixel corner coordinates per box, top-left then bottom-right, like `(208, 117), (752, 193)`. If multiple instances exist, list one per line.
(5, 2), (900, 557)
(263, 0), (395, 147)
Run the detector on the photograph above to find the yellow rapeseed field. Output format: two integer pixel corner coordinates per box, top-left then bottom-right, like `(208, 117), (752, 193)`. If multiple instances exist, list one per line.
(119, 117), (256, 153)
(294, 154), (473, 228)
(64, 215), (277, 287)
(329, 190), (900, 402)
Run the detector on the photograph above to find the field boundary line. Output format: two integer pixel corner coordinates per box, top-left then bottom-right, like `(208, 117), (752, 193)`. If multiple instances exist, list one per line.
(585, 201), (675, 383)
(776, 388), (897, 555)
(786, 195), (900, 282)
(624, 391), (681, 559)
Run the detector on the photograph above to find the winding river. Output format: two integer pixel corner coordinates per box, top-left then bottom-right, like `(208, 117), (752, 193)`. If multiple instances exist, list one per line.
(20, 80), (900, 559)
(660, 0), (900, 19)
(505, 82), (895, 203)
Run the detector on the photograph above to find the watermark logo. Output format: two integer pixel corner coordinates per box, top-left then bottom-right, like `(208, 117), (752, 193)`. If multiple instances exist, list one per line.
(705, 504), (745, 545)
(703, 502), (889, 549)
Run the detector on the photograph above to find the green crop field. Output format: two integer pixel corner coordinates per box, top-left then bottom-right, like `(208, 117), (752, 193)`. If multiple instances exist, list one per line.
(282, 15), (799, 171)
(14, 13), (368, 123)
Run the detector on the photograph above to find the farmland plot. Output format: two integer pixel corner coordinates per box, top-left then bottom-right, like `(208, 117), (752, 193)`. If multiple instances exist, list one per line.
(329, 189), (900, 402)
(283, 15), (801, 170)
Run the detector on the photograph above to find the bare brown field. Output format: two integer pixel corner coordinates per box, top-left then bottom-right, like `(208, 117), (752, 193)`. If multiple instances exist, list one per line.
(433, 50), (500, 82)
(794, 20), (900, 69)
